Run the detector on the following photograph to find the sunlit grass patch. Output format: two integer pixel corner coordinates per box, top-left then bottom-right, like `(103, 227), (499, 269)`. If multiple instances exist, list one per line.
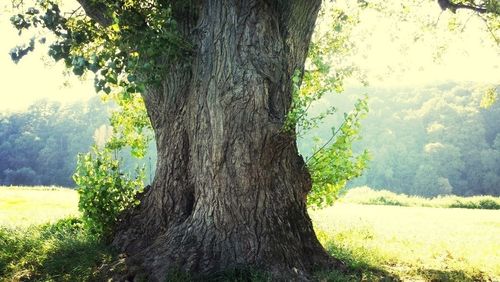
(0, 186), (79, 227)
(311, 203), (500, 281)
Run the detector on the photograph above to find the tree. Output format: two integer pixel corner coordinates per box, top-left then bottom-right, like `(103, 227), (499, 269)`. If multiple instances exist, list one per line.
(10, 0), (334, 280)
(9, 0), (499, 280)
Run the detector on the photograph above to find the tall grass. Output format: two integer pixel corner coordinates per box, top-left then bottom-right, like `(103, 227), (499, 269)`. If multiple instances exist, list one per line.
(341, 186), (500, 209)
(0, 218), (114, 281)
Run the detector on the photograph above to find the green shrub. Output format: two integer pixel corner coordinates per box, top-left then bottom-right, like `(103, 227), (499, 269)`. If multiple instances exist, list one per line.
(307, 98), (370, 209)
(477, 199), (500, 209)
(73, 146), (144, 238)
(449, 198), (500, 210)
(342, 187), (500, 210)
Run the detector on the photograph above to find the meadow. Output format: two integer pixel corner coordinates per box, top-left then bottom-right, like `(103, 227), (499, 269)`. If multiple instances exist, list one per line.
(1, 186), (499, 281)
(0, 186), (79, 227)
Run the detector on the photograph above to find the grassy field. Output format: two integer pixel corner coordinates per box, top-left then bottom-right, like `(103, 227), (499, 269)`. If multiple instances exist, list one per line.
(0, 186), (79, 227)
(1, 186), (499, 281)
(311, 204), (500, 281)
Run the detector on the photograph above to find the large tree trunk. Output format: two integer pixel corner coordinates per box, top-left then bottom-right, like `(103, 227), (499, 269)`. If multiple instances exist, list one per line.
(112, 0), (336, 280)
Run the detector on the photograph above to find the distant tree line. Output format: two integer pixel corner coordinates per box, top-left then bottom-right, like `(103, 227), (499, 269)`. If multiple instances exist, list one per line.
(342, 82), (500, 197)
(298, 82), (500, 197)
(0, 97), (155, 187)
(2, 82), (499, 198)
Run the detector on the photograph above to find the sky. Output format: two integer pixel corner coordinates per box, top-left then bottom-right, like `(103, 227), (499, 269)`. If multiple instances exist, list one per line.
(350, 5), (499, 87)
(0, 1), (498, 112)
(0, 5), (95, 113)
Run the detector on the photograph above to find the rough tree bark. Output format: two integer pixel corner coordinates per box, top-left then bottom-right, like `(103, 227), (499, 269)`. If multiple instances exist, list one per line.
(101, 0), (337, 280)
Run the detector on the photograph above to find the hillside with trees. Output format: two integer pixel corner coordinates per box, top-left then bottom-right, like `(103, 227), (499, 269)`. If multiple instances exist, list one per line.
(355, 83), (500, 197)
(301, 82), (500, 197)
(0, 98), (106, 186)
(0, 97), (155, 187)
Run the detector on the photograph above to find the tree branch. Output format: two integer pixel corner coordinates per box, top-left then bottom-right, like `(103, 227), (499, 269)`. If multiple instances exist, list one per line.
(438, 0), (487, 14)
(479, 15), (500, 45)
(76, 0), (112, 27)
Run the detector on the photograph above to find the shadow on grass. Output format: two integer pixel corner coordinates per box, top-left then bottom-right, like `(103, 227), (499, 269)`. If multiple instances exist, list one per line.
(316, 238), (493, 282)
(165, 267), (273, 282)
(416, 268), (493, 282)
(39, 238), (115, 281)
(314, 247), (400, 281)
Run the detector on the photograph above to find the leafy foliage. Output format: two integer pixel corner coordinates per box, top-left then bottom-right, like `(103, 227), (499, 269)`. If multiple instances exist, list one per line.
(73, 146), (144, 237)
(10, 0), (191, 102)
(104, 92), (153, 158)
(285, 4), (363, 135)
(284, 4), (370, 207)
(71, 94), (152, 239)
(307, 98), (370, 208)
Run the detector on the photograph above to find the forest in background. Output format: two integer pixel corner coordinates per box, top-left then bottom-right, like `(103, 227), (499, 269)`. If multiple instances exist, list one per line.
(1, 81), (499, 197)
(357, 83), (500, 197)
(300, 82), (500, 197)
(0, 96), (155, 187)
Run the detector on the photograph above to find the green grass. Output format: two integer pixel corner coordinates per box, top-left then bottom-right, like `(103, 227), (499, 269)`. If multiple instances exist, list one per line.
(1, 186), (499, 281)
(0, 218), (114, 281)
(341, 186), (500, 210)
(0, 187), (111, 281)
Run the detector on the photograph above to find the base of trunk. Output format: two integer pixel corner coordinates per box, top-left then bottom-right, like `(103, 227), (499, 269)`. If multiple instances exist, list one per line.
(107, 186), (342, 281)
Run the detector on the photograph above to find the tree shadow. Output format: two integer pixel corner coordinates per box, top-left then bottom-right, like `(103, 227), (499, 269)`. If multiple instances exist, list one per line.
(3, 218), (117, 282)
(315, 239), (493, 282)
(38, 236), (115, 281)
(416, 268), (492, 282)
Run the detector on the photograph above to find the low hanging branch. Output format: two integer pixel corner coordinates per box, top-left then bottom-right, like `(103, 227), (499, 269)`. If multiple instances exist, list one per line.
(437, 0), (488, 14)
(76, 0), (112, 27)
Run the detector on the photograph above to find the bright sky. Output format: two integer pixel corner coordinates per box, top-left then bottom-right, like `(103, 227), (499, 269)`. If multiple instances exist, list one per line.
(0, 7), (95, 113)
(0, 2), (498, 112)
(351, 5), (500, 87)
